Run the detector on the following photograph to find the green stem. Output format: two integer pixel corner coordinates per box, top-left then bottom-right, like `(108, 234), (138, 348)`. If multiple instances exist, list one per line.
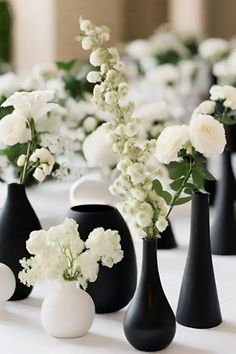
(19, 119), (36, 185)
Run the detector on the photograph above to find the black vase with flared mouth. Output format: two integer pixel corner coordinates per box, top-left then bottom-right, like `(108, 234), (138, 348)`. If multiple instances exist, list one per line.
(211, 150), (236, 255)
(123, 238), (176, 352)
(0, 183), (41, 300)
(176, 192), (222, 328)
(157, 219), (177, 249)
(67, 204), (137, 313)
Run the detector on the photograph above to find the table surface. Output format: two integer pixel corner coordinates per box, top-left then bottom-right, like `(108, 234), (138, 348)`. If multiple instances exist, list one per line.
(0, 181), (236, 354)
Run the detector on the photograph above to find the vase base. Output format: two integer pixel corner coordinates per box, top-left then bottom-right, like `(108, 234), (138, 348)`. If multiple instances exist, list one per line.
(177, 317), (222, 329)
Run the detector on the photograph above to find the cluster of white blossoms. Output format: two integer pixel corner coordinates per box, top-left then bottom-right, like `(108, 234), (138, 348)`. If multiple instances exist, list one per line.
(0, 90), (57, 184)
(19, 218), (123, 289)
(213, 50), (236, 85)
(209, 84), (236, 109)
(199, 38), (230, 64)
(79, 17), (171, 239)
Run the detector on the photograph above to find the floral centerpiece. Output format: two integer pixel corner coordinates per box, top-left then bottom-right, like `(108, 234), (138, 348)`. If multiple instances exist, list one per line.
(19, 218), (123, 338)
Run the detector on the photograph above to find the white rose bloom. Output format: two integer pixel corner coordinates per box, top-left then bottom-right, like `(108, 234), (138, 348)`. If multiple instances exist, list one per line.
(155, 125), (190, 164)
(199, 38), (229, 63)
(33, 167), (46, 183)
(156, 217), (168, 233)
(17, 154), (26, 167)
(125, 39), (152, 60)
(90, 48), (106, 67)
(222, 85), (236, 109)
(209, 85), (226, 101)
(2, 90), (57, 121)
(0, 110), (30, 146)
(87, 71), (101, 83)
(82, 125), (119, 168)
(192, 100), (216, 119)
(190, 114), (226, 157)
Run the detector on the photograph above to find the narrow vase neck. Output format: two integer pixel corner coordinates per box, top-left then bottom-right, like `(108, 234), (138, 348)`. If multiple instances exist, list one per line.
(7, 183), (26, 197)
(141, 239), (160, 281)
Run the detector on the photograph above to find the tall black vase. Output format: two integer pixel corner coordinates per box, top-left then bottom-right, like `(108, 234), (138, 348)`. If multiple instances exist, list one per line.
(211, 150), (236, 255)
(0, 183), (41, 300)
(123, 238), (176, 352)
(67, 204), (137, 313)
(157, 220), (177, 249)
(176, 192), (222, 328)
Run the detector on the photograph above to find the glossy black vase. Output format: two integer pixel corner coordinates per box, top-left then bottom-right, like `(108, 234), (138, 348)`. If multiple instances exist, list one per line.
(0, 183), (41, 300)
(157, 220), (177, 249)
(211, 150), (236, 255)
(123, 238), (176, 352)
(67, 204), (137, 313)
(176, 192), (222, 328)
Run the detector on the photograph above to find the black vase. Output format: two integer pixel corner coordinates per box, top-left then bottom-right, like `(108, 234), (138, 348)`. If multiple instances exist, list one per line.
(123, 238), (176, 352)
(0, 183), (41, 300)
(176, 192), (222, 328)
(157, 220), (177, 249)
(67, 204), (137, 313)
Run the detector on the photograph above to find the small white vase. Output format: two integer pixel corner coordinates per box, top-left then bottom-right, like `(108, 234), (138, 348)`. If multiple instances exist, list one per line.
(41, 281), (95, 338)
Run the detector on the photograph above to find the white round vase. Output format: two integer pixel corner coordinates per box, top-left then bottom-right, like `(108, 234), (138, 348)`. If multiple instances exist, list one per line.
(41, 282), (95, 338)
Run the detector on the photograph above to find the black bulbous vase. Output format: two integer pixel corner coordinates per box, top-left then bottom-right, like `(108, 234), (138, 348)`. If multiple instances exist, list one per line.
(123, 238), (176, 352)
(211, 150), (236, 255)
(157, 220), (177, 249)
(0, 183), (41, 300)
(176, 192), (222, 328)
(67, 204), (137, 313)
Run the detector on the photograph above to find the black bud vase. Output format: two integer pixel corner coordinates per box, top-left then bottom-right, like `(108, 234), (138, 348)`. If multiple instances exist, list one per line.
(176, 192), (222, 328)
(157, 219), (177, 249)
(211, 150), (236, 255)
(0, 183), (41, 300)
(123, 238), (176, 352)
(67, 204), (137, 313)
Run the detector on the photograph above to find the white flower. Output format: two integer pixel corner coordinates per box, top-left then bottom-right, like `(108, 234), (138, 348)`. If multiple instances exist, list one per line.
(82, 125), (119, 168)
(127, 163), (145, 185)
(190, 114), (226, 157)
(33, 167), (46, 182)
(77, 251), (99, 283)
(199, 38), (229, 63)
(192, 100), (216, 119)
(146, 64), (179, 86)
(17, 154), (26, 167)
(0, 110), (30, 146)
(156, 217), (168, 233)
(104, 91), (119, 105)
(135, 101), (172, 128)
(135, 202), (154, 228)
(0, 72), (20, 96)
(125, 39), (152, 60)
(222, 85), (236, 109)
(210, 85), (226, 101)
(90, 48), (106, 67)
(82, 36), (94, 50)
(30, 147), (55, 168)
(83, 116), (98, 133)
(2, 90), (57, 121)
(80, 18), (93, 35)
(155, 125), (190, 164)
(87, 71), (101, 83)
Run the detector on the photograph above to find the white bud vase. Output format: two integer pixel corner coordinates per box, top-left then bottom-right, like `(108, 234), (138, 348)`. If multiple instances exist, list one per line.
(41, 281), (95, 338)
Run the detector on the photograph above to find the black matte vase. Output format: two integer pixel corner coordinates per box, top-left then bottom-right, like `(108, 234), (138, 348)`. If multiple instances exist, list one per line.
(157, 220), (177, 249)
(0, 183), (41, 300)
(211, 150), (236, 255)
(176, 192), (222, 328)
(67, 204), (137, 313)
(123, 238), (176, 352)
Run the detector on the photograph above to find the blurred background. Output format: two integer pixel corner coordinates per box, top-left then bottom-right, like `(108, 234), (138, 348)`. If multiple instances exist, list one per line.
(1, 0), (236, 72)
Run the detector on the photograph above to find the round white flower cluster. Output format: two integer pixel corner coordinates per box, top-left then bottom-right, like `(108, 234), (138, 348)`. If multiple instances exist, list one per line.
(213, 51), (236, 85)
(199, 38), (230, 64)
(210, 84), (236, 110)
(19, 218), (123, 289)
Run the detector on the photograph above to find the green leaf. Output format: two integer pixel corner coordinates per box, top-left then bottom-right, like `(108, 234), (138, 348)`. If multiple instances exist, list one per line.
(153, 179), (163, 194)
(161, 191), (172, 205)
(173, 196), (192, 206)
(168, 162), (188, 180)
(197, 166), (215, 181)
(170, 177), (184, 191)
(192, 168), (205, 190)
(184, 187), (193, 195)
(55, 60), (77, 71)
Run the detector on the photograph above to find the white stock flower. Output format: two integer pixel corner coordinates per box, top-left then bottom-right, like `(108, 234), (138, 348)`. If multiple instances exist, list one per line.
(80, 18), (93, 35)
(127, 163), (145, 185)
(87, 71), (101, 83)
(199, 38), (229, 63)
(30, 147), (54, 168)
(156, 217), (168, 233)
(83, 125), (118, 168)
(155, 125), (190, 164)
(2, 90), (57, 121)
(83, 116), (98, 133)
(82, 36), (94, 50)
(33, 167), (46, 182)
(17, 154), (26, 167)
(0, 110), (30, 146)
(90, 48), (106, 66)
(192, 100), (216, 119)
(135, 202), (154, 228)
(190, 114), (226, 157)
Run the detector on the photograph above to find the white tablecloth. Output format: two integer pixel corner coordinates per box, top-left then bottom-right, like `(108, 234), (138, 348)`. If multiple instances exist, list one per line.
(0, 182), (236, 354)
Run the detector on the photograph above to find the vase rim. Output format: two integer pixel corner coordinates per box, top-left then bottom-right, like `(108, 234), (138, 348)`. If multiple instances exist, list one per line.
(194, 191), (209, 196)
(70, 204), (116, 214)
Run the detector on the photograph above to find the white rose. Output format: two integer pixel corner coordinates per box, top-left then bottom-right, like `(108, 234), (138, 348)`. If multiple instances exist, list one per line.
(190, 114), (226, 157)
(17, 154), (26, 167)
(0, 110), (30, 146)
(81, 36), (94, 50)
(90, 48), (106, 67)
(222, 85), (236, 109)
(33, 167), (46, 183)
(82, 125), (119, 168)
(209, 85), (226, 101)
(155, 125), (190, 164)
(192, 100), (216, 119)
(87, 71), (101, 83)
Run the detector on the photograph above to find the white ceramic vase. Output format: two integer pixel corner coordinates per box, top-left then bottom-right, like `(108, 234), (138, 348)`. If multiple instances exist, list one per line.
(41, 281), (95, 338)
